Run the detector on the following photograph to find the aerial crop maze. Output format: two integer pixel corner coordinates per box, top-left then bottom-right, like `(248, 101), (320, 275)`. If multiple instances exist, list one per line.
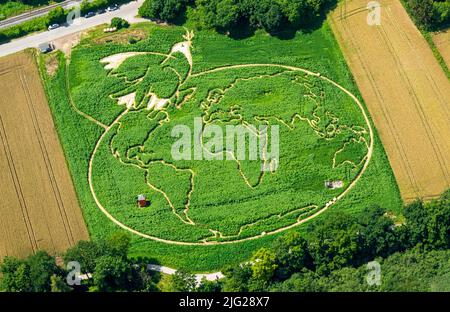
(75, 30), (373, 245)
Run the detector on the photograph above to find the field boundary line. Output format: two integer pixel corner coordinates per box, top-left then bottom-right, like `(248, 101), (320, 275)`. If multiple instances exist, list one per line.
(0, 106), (38, 252)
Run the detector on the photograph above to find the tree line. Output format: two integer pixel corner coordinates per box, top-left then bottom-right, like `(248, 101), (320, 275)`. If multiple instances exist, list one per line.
(404, 0), (450, 30)
(220, 190), (450, 291)
(138, 0), (337, 34)
(0, 233), (146, 292)
(271, 248), (450, 291)
(1, 190), (448, 292)
(0, 0), (56, 7)
(0, 231), (219, 292)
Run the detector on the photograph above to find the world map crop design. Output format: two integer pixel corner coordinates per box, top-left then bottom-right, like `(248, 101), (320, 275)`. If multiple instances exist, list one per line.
(86, 30), (373, 244)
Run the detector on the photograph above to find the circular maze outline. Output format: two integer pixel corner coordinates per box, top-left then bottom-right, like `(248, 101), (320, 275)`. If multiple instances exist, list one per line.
(79, 32), (374, 246)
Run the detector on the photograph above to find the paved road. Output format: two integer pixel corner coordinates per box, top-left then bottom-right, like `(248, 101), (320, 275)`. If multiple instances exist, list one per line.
(0, 0), (82, 29)
(0, 0), (145, 57)
(80, 265), (224, 284)
(147, 264), (225, 283)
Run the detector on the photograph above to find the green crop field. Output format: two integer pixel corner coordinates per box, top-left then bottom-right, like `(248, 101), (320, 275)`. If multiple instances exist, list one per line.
(39, 22), (402, 272)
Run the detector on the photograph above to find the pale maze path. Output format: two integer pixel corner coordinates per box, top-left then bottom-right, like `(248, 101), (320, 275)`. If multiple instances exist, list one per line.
(329, 0), (450, 202)
(65, 63), (107, 129)
(0, 52), (89, 259)
(86, 60), (374, 246)
(108, 110), (197, 226)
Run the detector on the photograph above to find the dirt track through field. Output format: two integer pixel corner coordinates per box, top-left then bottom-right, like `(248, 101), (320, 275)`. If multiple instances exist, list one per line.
(330, 0), (450, 201)
(0, 52), (88, 260)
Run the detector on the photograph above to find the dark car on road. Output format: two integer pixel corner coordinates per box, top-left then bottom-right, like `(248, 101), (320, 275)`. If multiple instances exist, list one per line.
(84, 12), (95, 18)
(38, 43), (55, 54)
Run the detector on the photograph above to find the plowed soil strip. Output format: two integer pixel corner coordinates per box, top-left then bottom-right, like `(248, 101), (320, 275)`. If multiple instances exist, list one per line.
(329, 0), (450, 201)
(0, 52), (89, 260)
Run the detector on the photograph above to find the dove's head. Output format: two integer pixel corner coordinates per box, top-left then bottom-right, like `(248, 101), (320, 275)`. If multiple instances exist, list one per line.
(180, 29), (194, 50)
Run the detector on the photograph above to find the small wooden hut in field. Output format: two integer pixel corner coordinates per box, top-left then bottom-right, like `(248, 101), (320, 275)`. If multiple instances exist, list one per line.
(137, 194), (147, 207)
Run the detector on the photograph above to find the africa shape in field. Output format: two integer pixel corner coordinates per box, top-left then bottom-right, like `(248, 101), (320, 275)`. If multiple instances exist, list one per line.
(90, 30), (372, 244)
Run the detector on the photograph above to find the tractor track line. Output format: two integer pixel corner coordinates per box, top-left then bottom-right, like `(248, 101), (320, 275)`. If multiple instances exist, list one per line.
(0, 112), (38, 252)
(20, 71), (75, 246)
(384, 7), (449, 118)
(376, 20), (450, 185)
(330, 7), (421, 196)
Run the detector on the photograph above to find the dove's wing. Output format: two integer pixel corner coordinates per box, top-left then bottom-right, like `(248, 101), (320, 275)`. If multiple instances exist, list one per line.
(105, 52), (190, 109)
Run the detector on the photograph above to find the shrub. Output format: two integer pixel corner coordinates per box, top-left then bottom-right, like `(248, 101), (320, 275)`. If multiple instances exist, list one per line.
(139, 0), (187, 22)
(47, 6), (66, 25)
(433, 0), (450, 25)
(0, 32), (8, 44)
(405, 0), (450, 30)
(80, 0), (93, 14)
(110, 17), (129, 29)
(0, 251), (61, 292)
(128, 36), (138, 44)
(0, 15), (48, 43)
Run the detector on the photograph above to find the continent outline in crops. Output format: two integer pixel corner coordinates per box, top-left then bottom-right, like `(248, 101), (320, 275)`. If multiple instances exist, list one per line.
(80, 30), (375, 245)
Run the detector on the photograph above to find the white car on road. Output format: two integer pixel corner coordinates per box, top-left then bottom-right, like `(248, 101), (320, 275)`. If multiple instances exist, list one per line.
(106, 4), (119, 12)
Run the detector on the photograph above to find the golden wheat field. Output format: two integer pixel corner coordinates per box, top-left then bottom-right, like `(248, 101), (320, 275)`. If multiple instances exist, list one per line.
(432, 29), (450, 69)
(0, 51), (88, 259)
(329, 0), (450, 201)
